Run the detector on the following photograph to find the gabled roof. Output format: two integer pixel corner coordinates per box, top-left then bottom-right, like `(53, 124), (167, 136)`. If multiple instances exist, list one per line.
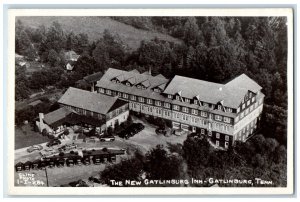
(44, 107), (73, 127)
(83, 72), (103, 83)
(96, 68), (169, 100)
(127, 77), (136, 84)
(155, 74), (166, 79)
(58, 87), (123, 115)
(129, 69), (140, 74)
(141, 80), (151, 88)
(225, 74), (262, 93)
(163, 75), (257, 108)
(28, 100), (43, 107)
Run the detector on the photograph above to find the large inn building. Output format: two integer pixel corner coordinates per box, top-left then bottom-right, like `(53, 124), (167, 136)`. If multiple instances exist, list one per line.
(95, 68), (264, 148)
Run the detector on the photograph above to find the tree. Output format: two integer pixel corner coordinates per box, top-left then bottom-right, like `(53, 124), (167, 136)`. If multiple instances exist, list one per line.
(145, 145), (182, 180)
(183, 17), (202, 46)
(47, 49), (60, 67)
(100, 153), (144, 186)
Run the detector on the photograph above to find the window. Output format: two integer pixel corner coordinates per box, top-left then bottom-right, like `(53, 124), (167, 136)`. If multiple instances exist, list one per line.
(185, 98), (190, 103)
(164, 103), (170, 108)
(139, 97), (144, 102)
(192, 109), (198, 115)
(201, 129), (205, 134)
(240, 112), (244, 119)
(250, 105), (254, 112)
(215, 115), (222, 121)
(106, 89), (111, 95)
(147, 99), (153, 104)
(242, 104), (245, 109)
(252, 97), (255, 102)
(182, 107), (189, 113)
(99, 88), (104, 93)
(137, 85), (141, 89)
(176, 95), (180, 100)
(224, 117), (231, 123)
(215, 123), (219, 130)
(245, 108), (249, 115)
(201, 111), (207, 117)
(131, 95), (136, 101)
(194, 100), (198, 105)
(225, 135), (229, 141)
(123, 93), (128, 99)
(126, 82), (131, 86)
(237, 107), (240, 113)
(168, 94), (172, 99)
(118, 92), (122, 97)
(247, 100), (250, 106)
(234, 116), (239, 122)
(216, 140), (219, 147)
(208, 131), (212, 136)
(218, 105), (222, 110)
(227, 108), (232, 113)
(155, 101), (161, 106)
(225, 142), (229, 148)
(173, 105), (179, 111)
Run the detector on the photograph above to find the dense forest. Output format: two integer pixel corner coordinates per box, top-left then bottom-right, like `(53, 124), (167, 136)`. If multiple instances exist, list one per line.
(15, 17), (288, 186)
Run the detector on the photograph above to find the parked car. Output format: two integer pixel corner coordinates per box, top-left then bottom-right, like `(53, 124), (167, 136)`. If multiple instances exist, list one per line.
(58, 143), (77, 152)
(84, 136), (99, 143)
(100, 136), (115, 142)
(46, 139), (61, 147)
(173, 129), (185, 136)
(118, 123), (145, 139)
(155, 128), (167, 136)
(27, 145), (43, 153)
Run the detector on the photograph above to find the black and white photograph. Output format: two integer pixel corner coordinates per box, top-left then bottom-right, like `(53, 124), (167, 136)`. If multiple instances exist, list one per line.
(6, 8), (294, 195)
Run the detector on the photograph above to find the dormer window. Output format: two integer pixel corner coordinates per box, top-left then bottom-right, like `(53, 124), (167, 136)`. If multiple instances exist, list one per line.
(116, 80), (120, 84)
(218, 105), (222, 110)
(137, 85), (141, 89)
(176, 95), (180, 101)
(194, 100), (198, 105)
(126, 82), (131, 86)
(168, 95), (172, 99)
(185, 98), (190, 103)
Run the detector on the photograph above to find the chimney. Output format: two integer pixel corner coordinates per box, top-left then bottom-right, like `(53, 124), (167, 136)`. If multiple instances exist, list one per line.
(39, 113), (45, 132)
(149, 67), (152, 76)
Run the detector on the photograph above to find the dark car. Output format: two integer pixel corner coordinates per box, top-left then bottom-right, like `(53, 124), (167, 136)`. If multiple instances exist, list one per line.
(46, 139), (61, 147)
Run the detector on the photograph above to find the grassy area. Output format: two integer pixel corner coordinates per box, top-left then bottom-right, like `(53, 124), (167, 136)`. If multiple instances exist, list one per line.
(15, 125), (49, 149)
(17, 16), (182, 51)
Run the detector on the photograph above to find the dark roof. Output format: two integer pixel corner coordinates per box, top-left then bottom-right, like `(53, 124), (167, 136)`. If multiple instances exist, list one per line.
(43, 108), (106, 128)
(43, 107), (73, 127)
(58, 87), (124, 115)
(83, 72), (103, 83)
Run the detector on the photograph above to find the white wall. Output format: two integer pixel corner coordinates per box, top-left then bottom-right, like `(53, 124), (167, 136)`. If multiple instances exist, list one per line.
(106, 110), (129, 128)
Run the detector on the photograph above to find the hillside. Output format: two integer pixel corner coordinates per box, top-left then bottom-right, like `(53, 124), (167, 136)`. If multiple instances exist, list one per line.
(17, 16), (182, 51)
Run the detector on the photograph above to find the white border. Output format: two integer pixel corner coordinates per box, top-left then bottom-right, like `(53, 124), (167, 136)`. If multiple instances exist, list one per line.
(7, 8), (294, 196)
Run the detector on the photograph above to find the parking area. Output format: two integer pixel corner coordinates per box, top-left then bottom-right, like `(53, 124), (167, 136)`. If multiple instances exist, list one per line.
(14, 117), (189, 186)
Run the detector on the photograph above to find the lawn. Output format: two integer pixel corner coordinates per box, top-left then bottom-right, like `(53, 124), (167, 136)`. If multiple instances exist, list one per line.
(15, 124), (50, 149)
(17, 16), (182, 51)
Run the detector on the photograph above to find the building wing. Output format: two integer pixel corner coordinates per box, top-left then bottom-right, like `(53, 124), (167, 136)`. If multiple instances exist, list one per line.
(58, 87), (119, 115)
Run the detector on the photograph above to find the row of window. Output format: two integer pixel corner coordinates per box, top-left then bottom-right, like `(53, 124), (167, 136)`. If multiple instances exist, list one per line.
(167, 94), (234, 113)
(100, 88), (235, 124)
(235, 99), (262, 122)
